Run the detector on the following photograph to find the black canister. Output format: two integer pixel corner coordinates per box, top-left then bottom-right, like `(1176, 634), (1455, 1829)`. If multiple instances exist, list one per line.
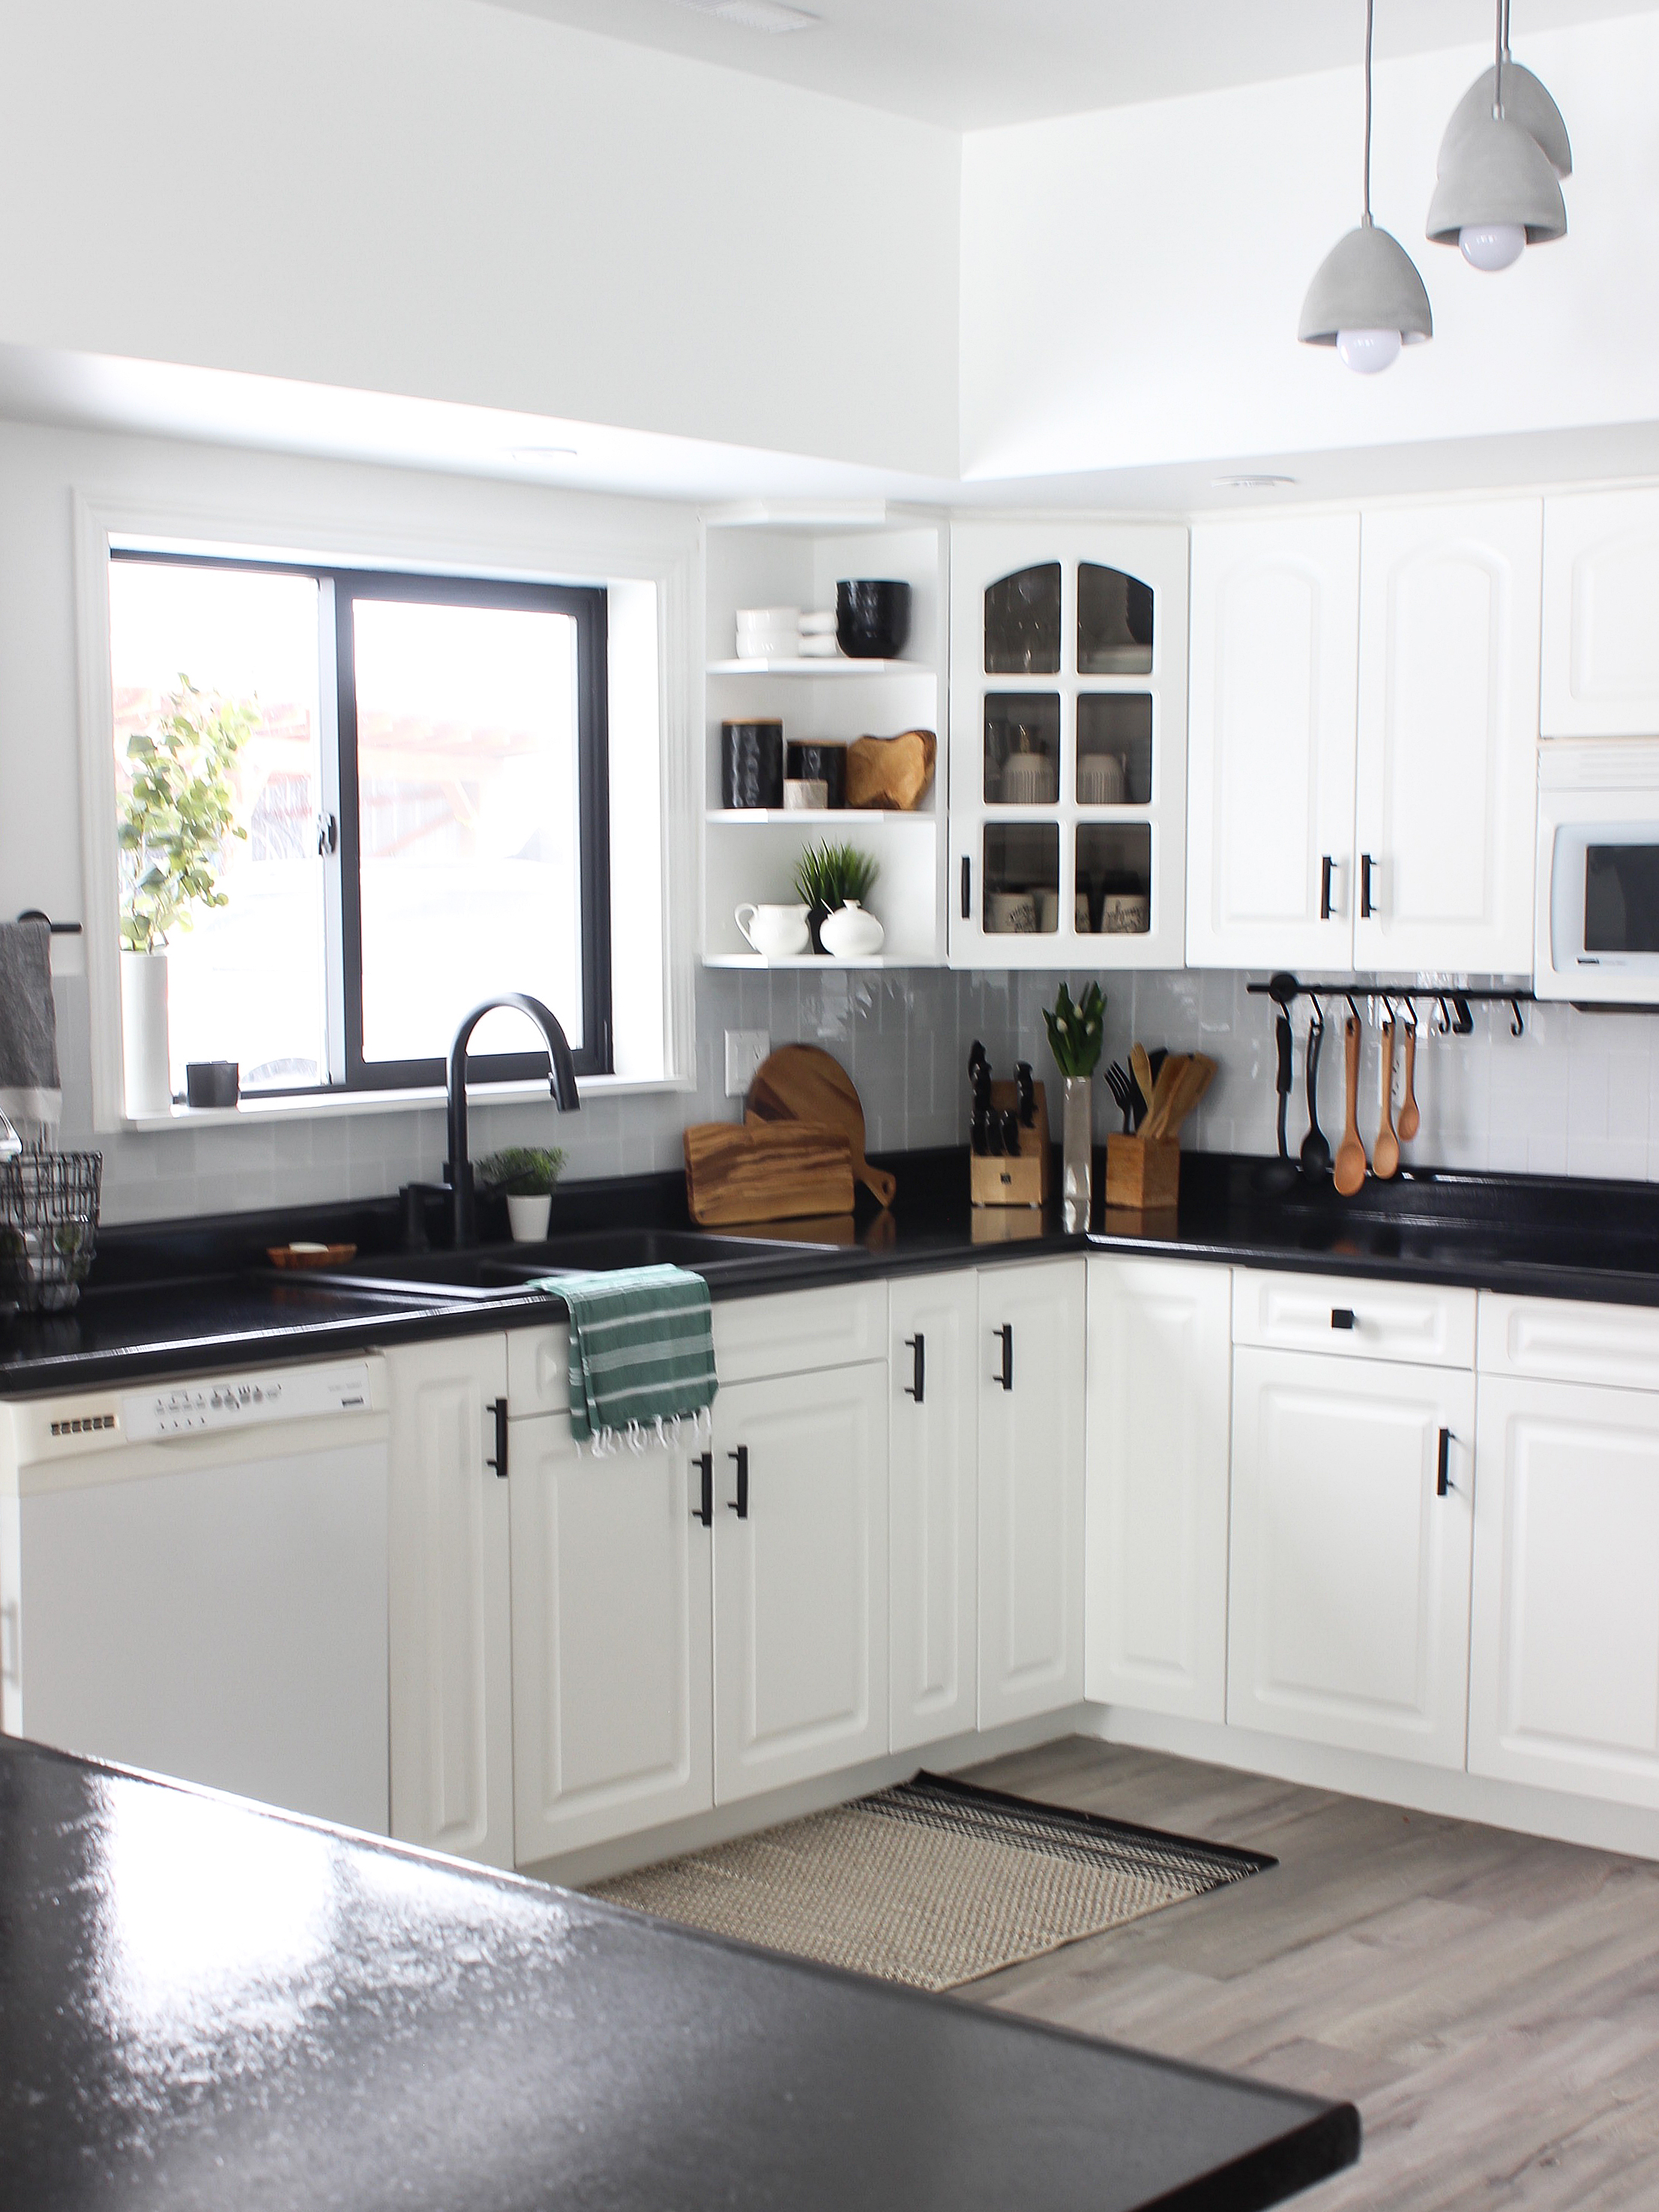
(185, 1060), (240, 1109)
(785, 739), (848, 809)
(721, 721), (784, 809)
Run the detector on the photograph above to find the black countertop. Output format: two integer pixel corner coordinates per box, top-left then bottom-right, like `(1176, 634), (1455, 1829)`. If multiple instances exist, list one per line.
(0, 1735), (1358, 2211)
(7, 1146), (1659, 1395)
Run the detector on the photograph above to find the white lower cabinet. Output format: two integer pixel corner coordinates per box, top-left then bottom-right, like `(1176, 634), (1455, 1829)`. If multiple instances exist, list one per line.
(509, 1412), (714, 1864)
(1469, 1374), (1659, 1811)
(1086, 1257), (1231, 1722)
(889, 1271), (979, 1754)
(385, 1333), (515, 1867)
(713, 1362), (890, 1804)
(1228, 1346), (1475, 1768)
(978, 1259), (1087, 1731)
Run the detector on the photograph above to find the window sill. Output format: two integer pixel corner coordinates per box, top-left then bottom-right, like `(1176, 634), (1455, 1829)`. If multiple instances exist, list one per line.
(121, 1072), (693, 1133)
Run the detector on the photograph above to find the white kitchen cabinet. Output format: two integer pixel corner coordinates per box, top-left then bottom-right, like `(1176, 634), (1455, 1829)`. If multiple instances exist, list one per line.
(978, 1258), (1087, 1729)
(1541, 489), (1659, 737)
(385, 1333), (514, 1867)
(1085, 1257), (1231, 1723)
(712, 1362), (889, 1803)
(889, 1271), (978, 1753)
(1186, 515), (1360, 970)
(1229, 1345), (1475, 1768)
(1353, 500), (1541, 976)
(948, 522), (1187, 969)
(509, 1411), (714, 1863)
(1470, 1374), (1659, 1811)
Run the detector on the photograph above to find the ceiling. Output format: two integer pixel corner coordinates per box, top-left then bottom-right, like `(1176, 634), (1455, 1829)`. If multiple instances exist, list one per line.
(481, 0), (1658, 130)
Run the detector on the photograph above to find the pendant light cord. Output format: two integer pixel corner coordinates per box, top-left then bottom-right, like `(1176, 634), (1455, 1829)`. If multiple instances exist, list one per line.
(1361, 0), (1375, 223)
(1494, 0), (1507, 116)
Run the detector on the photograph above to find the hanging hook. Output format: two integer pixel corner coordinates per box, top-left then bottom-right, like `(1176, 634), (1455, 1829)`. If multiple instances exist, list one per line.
(1451, 994), (1475, 1036)
(1307, 989), (1325, 1033)
(1345, 992), (1363, 1027)
(1509, 997), (1525, 1038)
(1400, 993), (1419, 1033)
(1435, 994), (1453, 1035)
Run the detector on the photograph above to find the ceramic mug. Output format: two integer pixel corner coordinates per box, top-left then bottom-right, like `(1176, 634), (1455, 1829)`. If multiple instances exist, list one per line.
(1077, 751), (1127, 805)
(987, 889), (1038, 934)
(1101, 892), (1150, 934)
(735, 901), (810, 958)
(1035, 888), (1062, 933)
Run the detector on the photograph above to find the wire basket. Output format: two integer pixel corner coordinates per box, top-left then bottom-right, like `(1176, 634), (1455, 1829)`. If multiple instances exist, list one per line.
(0, 1149), (103, 1313)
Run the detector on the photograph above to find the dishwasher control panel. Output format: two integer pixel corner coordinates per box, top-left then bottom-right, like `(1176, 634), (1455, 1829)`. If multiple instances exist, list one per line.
(120, 1360), (376, 1440)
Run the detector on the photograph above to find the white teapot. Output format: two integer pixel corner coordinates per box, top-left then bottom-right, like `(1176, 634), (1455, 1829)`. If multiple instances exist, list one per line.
(819, 900), (885, 959)
(735, 901), (810, 959)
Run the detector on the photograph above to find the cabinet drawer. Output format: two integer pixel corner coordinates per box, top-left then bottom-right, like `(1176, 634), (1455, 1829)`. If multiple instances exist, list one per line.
(1232, 1269), (1475, 1368)
(506, 1324), (571, 1418)
(1478, 1292), (1659, 1392)
(711, 1281), (887, 1386)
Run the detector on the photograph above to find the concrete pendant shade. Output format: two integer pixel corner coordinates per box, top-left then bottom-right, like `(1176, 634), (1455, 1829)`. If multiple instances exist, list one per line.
(1427, 108), (1567, 245)
(1439, 61), (1571, 178)
(1298, 220), (1434, 347)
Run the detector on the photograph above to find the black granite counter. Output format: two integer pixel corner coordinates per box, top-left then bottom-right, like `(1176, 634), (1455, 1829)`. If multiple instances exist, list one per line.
(0, 1734), (1358, 2211)
(5, 1146), (1659, 1395)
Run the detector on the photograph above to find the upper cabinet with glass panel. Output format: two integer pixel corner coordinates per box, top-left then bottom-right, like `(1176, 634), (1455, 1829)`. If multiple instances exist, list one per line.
(1077, 564), (1154, 675)
(984, 563), (1062, 676)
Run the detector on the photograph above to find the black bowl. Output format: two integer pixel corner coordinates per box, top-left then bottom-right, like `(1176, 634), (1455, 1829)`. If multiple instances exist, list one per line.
(836, 580), (912, 661)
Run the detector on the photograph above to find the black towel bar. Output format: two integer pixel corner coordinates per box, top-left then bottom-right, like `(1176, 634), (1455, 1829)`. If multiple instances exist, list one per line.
(14, 911), (82, 936)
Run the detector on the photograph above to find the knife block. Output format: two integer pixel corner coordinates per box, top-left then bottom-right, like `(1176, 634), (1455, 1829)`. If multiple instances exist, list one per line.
(1104, 1132), (1180, 1212)
(971, 1081), (1052, 1209)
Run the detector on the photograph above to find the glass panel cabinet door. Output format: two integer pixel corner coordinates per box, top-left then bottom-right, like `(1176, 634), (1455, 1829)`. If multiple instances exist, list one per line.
(1078, 564), (1154, 676)
(984, 564), (1061, 676)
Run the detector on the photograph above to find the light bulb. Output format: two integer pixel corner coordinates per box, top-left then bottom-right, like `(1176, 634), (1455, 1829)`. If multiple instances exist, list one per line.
(1460, 222), (1526, 271)
(1336, 327), (1403, 375)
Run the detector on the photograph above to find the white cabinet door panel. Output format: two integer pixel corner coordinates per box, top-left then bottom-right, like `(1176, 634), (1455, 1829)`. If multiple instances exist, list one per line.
(712, 1282), (887, 1386)
(511, 1415), (714, 1863)
(1354, 501), (1541, 975)
(978, 1259), (1087, 1729)
(1471, 1375), (1659, 1809)
(1542, 490), (1659, 737)
(1229, 1347), (1475, 1767)
(1478, 1290), (1659, 1394)
(713, 1364), (888, 1804)
(386, 1335), (514, 1867)
(889, 1272), (978, 1754)
(1186, 516), (1359, 970)
(1086, 1257), (1231, 1722)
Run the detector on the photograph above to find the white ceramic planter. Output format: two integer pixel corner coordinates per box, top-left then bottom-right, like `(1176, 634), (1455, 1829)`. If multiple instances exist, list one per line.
(120, 950), (172, 1116)
(507, 1191), (553, 1242)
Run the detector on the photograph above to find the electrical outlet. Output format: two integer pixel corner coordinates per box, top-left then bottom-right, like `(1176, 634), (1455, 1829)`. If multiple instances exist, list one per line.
(724, 1030), (770, 1099)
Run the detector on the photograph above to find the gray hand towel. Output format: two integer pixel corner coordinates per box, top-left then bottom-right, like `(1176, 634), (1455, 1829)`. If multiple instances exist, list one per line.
(0, 919), (61, 1125)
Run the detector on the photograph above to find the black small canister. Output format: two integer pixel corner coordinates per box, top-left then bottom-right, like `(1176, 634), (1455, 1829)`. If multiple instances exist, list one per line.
(721, 721), (784, 809)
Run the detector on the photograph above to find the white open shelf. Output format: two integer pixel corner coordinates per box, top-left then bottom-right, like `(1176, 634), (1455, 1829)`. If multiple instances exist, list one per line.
(705, 807), (938, 826)
(707, 657), (931, 678)
(704, 953), (921, 970)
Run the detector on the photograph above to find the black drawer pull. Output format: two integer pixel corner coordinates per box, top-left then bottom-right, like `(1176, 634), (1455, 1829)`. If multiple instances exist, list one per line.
(1331, 1308), (1357, 1330)
(691, 1450), (713, 1527)
(1319, 854), (1334, 921)
(960, 854), (972, 921)
(993, 1324), (1014, 1392)
(904, 1333), (925, 1404)
(1437, 1428), (1454, 1497)
(728, 1445), (749, 1520)
(487, 1397), (508, 1478)
(1360, 853), (1375, 919)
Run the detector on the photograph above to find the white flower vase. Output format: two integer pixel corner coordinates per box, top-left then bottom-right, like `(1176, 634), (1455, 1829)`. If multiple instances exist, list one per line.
(121, 949), (172, 1116)
(1062, 1075), (1093, 1233)
(506, 1191), (553, 1243)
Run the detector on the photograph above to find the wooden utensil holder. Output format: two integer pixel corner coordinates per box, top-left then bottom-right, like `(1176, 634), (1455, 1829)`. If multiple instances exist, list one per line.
(1104, 1132), (1180, 1212)
(971, 1081), (1052, 1209)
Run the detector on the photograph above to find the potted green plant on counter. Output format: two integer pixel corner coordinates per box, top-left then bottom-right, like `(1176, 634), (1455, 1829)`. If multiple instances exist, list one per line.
(793, 839), (879, 956)
(477, 1145), (567, 1242)
(1043, 981), (1106, 1227)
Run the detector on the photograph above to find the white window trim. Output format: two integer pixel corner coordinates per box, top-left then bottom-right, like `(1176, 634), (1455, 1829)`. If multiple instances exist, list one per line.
(73, 486), (698, 1133)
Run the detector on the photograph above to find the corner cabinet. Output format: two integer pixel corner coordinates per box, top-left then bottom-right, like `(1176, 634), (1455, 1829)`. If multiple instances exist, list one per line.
(1541, 488), (1659, 737)
(948, 523), (1187, 968)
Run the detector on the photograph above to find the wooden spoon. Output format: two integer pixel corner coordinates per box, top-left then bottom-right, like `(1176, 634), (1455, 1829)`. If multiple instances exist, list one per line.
(1333, 1017), (1367, 1197)
(1130, 1042), (1156, 1116)
(1143, 1053), (1186, 1136)
(1373, 1018), (1400, 1181)
(1148, 1054), (1215, 1140)
(1397, 1026), (1421, 1143)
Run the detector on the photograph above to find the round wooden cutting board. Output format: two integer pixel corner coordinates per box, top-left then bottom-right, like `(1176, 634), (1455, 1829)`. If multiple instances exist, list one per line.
(745, 1044), (897, 1208)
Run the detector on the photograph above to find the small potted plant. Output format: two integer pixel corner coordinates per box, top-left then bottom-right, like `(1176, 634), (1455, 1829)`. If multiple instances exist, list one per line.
(792, 839), (879, 955)
(477, 1146), (566, 1242)
(1043, 982), (1106, 1225)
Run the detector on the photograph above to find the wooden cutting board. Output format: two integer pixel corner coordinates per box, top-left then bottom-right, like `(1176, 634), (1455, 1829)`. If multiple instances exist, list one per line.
(684, 1121), (855, 1226)
(745, 1045), (897, 1208)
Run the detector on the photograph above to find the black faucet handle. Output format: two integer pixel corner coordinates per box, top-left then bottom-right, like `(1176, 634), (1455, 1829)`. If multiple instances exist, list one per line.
(400, 1180), (451, 1252)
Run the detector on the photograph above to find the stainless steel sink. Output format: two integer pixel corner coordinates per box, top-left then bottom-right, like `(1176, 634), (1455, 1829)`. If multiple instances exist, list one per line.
(305, 1226), (839, 1300)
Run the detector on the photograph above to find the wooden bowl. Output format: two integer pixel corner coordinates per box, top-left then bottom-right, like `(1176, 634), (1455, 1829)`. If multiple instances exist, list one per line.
(268, 1242), (358, 1269)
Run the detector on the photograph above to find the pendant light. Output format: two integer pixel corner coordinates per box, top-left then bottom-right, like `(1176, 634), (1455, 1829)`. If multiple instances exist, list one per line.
(1427, 0), (1567, 271)
(1299, 0), (1432, 374)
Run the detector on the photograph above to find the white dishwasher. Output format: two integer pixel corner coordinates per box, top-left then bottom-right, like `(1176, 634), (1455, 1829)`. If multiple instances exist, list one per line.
(0, 1355), (390, 1833)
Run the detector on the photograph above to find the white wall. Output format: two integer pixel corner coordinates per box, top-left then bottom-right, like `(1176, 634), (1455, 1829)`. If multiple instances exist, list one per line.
(0, 0), (960, 479)
(960, 14), (1659, 481)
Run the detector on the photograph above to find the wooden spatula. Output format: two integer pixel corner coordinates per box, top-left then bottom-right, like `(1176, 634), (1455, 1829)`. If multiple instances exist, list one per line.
(1333, 1017), (1367, 1196)
(1373, 1018), (1400, 1180)
(1130, 1042), (1156, 1116)
(1147, 1054), (1215, 1139)
(1397, 1026), (1421, 1143)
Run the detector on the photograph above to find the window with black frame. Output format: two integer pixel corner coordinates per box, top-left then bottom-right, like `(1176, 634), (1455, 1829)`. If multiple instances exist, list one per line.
(108, 551), (612, 1096)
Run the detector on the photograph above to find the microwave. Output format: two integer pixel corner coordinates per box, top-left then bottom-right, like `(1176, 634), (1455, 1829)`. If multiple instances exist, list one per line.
(1537, 739), (1659, 1003)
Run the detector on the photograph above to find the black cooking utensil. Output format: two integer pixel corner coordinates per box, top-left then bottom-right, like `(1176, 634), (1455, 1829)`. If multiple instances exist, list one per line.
(1300, 1009), (1331, 1179)
(1001, 1107), (1022, 1155)
(1104, 1062), (1136, 1134)
(1015, 1062), (1035, 1127)
(1274, 1012), (1292, 1160)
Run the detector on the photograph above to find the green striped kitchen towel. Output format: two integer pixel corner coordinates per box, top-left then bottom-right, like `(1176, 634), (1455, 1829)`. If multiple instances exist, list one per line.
(524, 1264), (717, 1453)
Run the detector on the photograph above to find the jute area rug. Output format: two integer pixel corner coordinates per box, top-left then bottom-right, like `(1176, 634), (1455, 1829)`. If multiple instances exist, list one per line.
(588, 1770), (1274, 1992)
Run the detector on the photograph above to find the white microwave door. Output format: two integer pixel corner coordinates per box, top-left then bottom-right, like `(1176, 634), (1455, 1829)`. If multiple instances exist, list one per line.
(1542, 817), (1659, 1000)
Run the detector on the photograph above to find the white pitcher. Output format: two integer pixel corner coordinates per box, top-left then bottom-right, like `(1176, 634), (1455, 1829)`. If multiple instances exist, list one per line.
(735, 902), (810, 959)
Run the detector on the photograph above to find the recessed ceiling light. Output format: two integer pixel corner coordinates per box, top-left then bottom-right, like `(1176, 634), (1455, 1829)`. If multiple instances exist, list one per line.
(1212, 475), (1299, 491)
(671, 0), (820, 33)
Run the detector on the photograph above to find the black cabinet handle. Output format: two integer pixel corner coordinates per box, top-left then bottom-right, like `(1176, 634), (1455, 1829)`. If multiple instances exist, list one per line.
(727, 1445), (749, 1520)
(691, 1450), (713, 1528)
(1331, 1308), (1356, 1330)
(1437, 1427), (1453, 1497)
(1319, 854), (1334, 921)
(961, 855), (972, 921)
(486, 1397), (508, 1479)
(904, 1333), (925, 1404)
(1360, 853), (1375, 919)
(993, 1324), (1014, 1392)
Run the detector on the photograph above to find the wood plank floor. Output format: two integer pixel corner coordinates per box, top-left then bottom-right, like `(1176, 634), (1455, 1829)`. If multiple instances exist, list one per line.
(953, 1737), (1659, 2209)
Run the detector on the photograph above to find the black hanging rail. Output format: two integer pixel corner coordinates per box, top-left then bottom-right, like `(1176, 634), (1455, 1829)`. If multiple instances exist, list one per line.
(16, 910), (82, 936)
(1246, 973), (1534, 1038)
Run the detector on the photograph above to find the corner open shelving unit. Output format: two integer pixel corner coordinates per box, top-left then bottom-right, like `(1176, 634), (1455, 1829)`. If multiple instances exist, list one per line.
(702, 505), (948, 970)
